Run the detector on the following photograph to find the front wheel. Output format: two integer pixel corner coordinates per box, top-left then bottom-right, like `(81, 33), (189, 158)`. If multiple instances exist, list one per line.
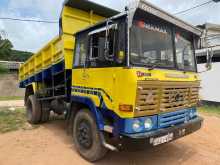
(73, 109), (108, 162)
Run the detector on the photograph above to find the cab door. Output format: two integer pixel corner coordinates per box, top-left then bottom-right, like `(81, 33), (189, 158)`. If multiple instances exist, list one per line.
(82, 27), (116, 110)
(72, 33), (88, 92)
(83, 21), (126, 110)
(73, 21), (126, 111)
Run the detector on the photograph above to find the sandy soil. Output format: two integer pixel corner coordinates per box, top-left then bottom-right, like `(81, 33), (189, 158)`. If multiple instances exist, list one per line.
(0, 100), (24, 108)
(0, 114), (220, 165)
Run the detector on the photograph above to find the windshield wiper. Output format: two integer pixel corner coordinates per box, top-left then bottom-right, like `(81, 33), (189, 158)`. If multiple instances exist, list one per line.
(148, 59), (163, 70)
(148, 62), (160, 70)
(131, 58), (170, 70)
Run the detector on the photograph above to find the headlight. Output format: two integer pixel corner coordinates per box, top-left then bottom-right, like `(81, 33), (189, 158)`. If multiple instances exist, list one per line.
(144, 118), (153, 130)
(124, 116), (157, 134)
(132, 120), (142, 132)
(190, 109), (197, 118)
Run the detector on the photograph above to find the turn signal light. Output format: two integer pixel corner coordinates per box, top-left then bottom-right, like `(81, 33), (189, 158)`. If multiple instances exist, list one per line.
(119, 104), (133, 112)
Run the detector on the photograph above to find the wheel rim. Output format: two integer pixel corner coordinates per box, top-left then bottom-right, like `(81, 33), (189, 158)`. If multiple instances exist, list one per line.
(76, 120), (93, 149)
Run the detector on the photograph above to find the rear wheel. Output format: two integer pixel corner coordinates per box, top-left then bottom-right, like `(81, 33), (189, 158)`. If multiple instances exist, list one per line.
(26, 95), (42, 124)
(40, 107), (50, 123)
(73, 109), (108, 162)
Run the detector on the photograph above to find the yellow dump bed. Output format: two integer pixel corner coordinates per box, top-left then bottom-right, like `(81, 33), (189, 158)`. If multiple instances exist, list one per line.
(19, 0), (119, 81)
(19, 36), (62, 81)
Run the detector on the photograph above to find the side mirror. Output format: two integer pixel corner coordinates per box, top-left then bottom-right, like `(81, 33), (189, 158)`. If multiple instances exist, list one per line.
(198, 48), (213, 73)
(206, 48), (213, 71)
(104, 22), (118, 61)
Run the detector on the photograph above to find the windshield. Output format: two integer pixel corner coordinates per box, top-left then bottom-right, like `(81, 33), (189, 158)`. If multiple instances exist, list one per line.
(130, 21), (174, 68)
(175, 33), (196, 71)
(130, 20), (196, 72)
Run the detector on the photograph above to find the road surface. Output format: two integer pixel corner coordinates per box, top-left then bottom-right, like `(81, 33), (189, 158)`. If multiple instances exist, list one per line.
(0, 114), (219, 165)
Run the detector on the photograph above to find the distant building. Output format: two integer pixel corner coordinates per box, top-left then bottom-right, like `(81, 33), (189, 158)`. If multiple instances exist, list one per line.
(196, 23), (220, 104)
(0, 61), (23, 71)
(198, 23), (220, 47)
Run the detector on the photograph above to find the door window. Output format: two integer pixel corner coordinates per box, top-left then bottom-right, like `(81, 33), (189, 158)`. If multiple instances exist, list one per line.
(89, 29), (116, 67)
(74, 34), (88, 67)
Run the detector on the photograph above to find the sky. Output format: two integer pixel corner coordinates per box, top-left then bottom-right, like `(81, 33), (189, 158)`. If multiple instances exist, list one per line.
(0, 0), (220, 53)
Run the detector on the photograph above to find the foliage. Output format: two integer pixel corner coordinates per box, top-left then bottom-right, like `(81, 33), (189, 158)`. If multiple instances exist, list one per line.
(0, 34), (32, 62)
(8, 50), (33, 62)
(0, 35), (13, 60)
(198, 105), (220, 117)
(0, 64), (9, 74)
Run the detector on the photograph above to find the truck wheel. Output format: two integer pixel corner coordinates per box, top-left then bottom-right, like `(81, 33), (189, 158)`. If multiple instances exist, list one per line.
(26, 95), (42, 124)
(40, 107), (50, 123)
(73, 109), (108, 162)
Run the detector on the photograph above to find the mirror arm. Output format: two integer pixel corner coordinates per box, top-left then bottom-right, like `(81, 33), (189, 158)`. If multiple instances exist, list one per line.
(104, 19), (116, 61)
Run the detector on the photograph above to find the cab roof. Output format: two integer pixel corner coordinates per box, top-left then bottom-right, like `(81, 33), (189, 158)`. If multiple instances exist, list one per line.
(136, 0), (202, 36)
(70, 0), (202, 37)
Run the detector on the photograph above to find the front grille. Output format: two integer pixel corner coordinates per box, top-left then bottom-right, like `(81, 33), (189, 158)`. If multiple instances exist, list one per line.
(135, 81), (200, 117)
(135, 82), (160, 116)
(161, 87), (190, 112)
(158, 109), (190, 128)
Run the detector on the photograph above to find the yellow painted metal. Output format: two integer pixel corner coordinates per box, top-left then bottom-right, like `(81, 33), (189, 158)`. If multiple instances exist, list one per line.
(18, 2), (200, 120)
(19, 6), (105, 81)
(71, 67), (200, 118)
(61, 7), (105, 70)
(19, 36), (63, 81)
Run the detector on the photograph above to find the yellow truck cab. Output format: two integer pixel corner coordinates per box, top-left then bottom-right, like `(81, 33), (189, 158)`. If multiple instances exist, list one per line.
(19, 0), (203, 162)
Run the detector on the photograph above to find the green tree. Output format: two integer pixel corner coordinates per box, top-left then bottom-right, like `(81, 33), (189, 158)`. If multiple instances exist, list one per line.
(0, 35), (13, 60)
(0, 33), (32, 62)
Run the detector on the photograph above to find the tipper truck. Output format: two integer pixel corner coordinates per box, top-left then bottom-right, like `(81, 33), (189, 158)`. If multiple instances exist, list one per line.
(19, 0), (204, 162)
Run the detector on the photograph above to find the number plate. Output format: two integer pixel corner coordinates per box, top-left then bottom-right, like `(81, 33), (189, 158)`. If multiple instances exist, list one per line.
(150, 133), (174, 146)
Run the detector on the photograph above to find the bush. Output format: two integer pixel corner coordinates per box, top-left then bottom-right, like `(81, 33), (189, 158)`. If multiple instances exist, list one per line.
(0, 64), (9, 74)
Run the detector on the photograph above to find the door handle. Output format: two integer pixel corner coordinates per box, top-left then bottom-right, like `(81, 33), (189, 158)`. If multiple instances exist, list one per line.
(82, 71), (89, 80)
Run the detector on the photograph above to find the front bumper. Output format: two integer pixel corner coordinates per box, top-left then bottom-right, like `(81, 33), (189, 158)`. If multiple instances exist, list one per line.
(111, 116), (203, 150)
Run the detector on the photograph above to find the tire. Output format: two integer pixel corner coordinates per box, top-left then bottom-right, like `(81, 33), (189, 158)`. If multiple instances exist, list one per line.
(25, 95), (42, 124)
(73, 109), (108, 162)
(40, 107), (50, 123)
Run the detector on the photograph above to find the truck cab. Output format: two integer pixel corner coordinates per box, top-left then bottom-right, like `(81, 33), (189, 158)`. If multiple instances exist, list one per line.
(70, 0), (203, 161)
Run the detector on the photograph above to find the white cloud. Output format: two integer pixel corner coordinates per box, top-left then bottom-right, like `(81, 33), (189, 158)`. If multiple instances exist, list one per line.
(8, 0), (63, 19)
(150, 0), (220, 25)
(0, 0), (63, 52)
(0, 0), (220, 53)
(5, 21), (58, 52)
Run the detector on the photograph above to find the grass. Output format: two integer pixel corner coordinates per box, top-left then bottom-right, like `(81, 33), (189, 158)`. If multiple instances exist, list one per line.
(0, 64), (9, 74)
(0, 96), (23, 101)
(0, 108), (36, 133)
(198, 105), (220, 117)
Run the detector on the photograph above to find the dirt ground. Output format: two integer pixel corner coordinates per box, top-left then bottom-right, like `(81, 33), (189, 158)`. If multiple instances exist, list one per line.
(0, 100), (24, 108)
(0, 114), (220, 165)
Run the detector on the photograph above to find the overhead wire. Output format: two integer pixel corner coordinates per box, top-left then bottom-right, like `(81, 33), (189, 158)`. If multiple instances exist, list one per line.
(174, 0), (213, 15)
(0, 17), (58, 24)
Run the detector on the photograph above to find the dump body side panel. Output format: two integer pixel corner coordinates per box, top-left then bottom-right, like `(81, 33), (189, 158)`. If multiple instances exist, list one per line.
(19, 36), (63, 81)
(19, 6), (106, 82)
